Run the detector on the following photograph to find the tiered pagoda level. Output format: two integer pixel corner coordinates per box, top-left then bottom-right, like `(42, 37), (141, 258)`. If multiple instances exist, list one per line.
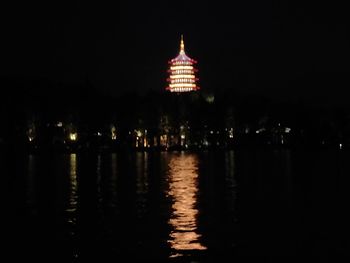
(166, 36), (200, 92)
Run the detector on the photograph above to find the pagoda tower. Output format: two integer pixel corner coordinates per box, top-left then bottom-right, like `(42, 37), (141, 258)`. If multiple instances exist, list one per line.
(166, 36), (200, 92)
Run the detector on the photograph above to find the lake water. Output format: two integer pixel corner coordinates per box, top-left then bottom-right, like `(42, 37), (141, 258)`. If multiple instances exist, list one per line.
(1, 149), (350, 262)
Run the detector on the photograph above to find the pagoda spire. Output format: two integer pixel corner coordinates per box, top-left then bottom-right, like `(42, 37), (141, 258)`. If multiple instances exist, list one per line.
(180, 35), (185, 53)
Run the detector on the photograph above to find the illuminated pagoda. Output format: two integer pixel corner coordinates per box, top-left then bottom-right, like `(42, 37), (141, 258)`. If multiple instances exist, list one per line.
(166, 35), (200, 92)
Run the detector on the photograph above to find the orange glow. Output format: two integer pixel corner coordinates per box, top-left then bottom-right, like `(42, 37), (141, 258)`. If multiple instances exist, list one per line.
(167, 153), (207, 256)
(166, 36), (200, 93)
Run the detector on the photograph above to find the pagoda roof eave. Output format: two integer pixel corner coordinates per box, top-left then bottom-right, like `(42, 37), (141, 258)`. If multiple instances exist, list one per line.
(170, 52), (197, 63)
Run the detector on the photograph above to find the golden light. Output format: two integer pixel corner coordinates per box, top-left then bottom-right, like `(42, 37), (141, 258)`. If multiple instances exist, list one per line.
(166, 153), (207, 256)
(66, 153), (78, 228)
(69, 132), (78, 141)
(111, 125), (117, 140)
(166, 36), (200, 93)
(160, 135), (168, 147)
(171, 70), (194, 75)
(169, 83), (197, 88)
(170, 66), (194, 70)
(170, 74), (196, 79)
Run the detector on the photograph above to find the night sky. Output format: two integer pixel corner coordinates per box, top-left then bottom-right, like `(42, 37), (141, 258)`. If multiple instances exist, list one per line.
(1, 1), (350, 105)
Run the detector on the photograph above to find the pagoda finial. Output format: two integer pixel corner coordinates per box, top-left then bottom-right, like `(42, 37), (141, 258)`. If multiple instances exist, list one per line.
(180, 35), (185, 53)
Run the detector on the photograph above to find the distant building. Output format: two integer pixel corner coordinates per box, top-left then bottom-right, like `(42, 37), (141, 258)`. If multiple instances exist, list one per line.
(166, 35), (200, 93)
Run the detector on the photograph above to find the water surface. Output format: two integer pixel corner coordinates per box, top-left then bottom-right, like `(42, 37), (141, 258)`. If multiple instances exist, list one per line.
(2, 149), (350, 261)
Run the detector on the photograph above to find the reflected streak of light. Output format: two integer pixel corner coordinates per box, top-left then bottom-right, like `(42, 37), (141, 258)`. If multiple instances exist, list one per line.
(167, 153), (206, 255)
(66, 154), (78, 216)
(66, 153), (79, 259)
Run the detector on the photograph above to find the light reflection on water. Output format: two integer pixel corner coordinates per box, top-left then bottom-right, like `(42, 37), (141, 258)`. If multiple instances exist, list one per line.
(14, 149), (350, 260)
(67, 154), (78, 215)
(166, 153), (207, 257)
(67, 154), (79, 260)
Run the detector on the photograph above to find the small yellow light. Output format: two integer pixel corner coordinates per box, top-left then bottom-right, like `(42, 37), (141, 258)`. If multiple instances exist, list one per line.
(69, 133), (78, 141)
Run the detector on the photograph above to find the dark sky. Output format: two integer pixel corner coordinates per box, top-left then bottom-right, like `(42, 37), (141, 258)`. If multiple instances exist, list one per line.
(1, 1), (350, 104)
